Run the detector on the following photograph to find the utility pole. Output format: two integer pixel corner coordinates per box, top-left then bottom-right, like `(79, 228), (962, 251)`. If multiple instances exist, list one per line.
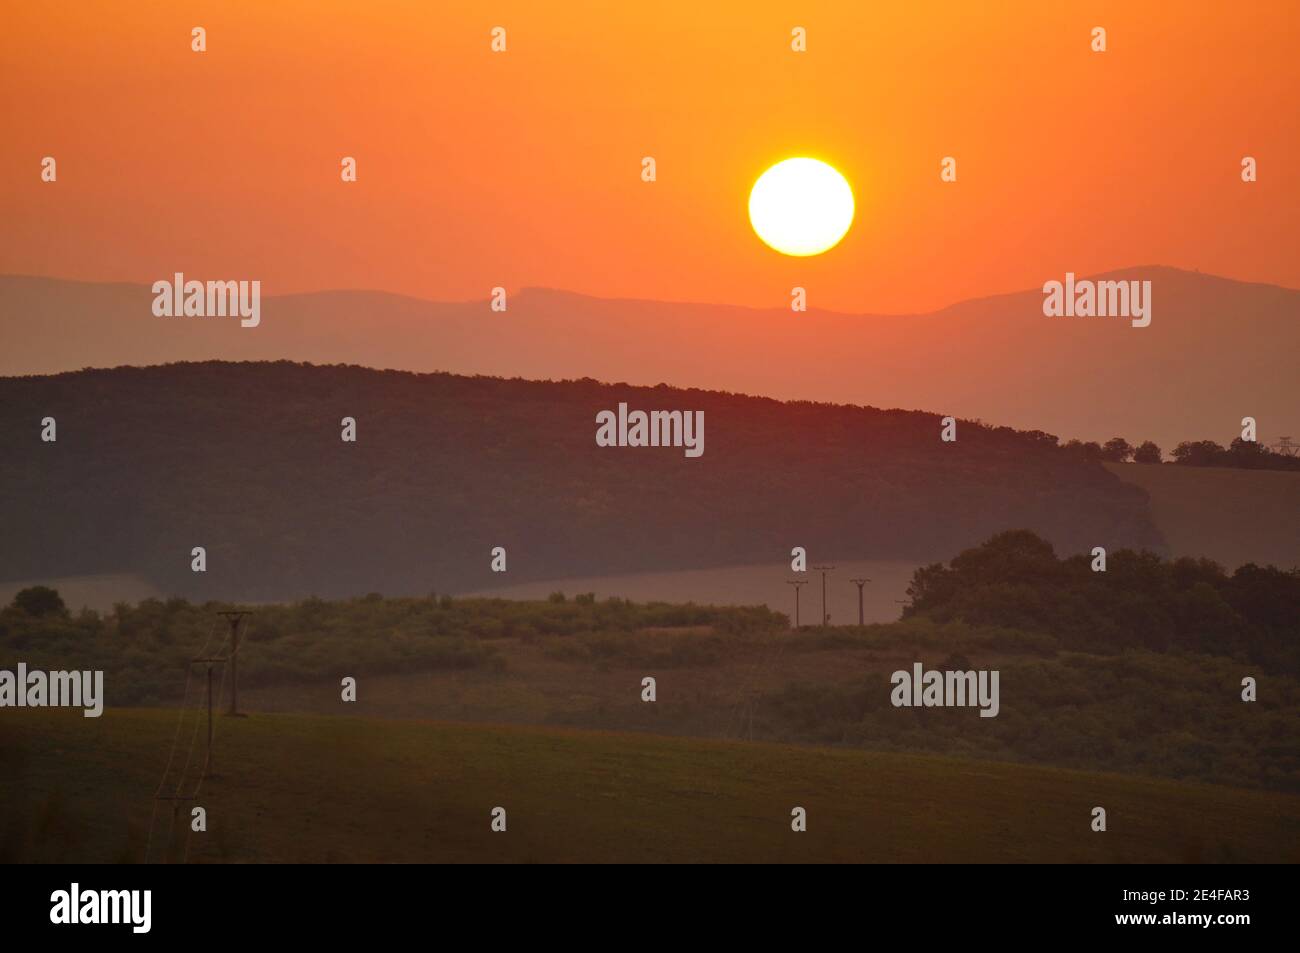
(812, 564), (835, 626)
(785, 579), (808, 628)
(850, 577), (871, 625)
(151, 793), (198, 864)
(190, 655), (226, 778)
(217, 610), (251, 717)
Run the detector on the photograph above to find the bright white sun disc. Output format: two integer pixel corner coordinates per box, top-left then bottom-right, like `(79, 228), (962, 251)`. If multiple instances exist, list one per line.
(748, 158), (854, 257)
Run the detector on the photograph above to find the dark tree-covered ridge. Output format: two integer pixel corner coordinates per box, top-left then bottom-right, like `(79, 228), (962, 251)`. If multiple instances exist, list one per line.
(0, 361), (1164, 601)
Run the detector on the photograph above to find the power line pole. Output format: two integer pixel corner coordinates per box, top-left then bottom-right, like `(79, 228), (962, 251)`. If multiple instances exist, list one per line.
(850, 577), (871, 625)
(217, 610), (251, 717)
(785, 579), (808, 628)
(812, 564), (835, 626)
(151, 793), (198, 864)
(190, 655), (226, 778)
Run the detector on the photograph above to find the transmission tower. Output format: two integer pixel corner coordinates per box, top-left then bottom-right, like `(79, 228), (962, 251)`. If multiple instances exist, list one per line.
(1269, 436), (1298, 457)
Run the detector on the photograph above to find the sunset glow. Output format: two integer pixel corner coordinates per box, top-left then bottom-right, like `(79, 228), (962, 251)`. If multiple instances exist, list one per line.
(2, 1), (1297, 312)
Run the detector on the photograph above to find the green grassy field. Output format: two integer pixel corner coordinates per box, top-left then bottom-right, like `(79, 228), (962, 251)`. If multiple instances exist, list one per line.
(3, 708), (1297, 863)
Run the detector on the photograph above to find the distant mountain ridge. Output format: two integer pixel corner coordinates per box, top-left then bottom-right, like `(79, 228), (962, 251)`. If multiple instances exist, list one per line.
(2, 268), (1296, 451)
(0, 361), (1162, 601)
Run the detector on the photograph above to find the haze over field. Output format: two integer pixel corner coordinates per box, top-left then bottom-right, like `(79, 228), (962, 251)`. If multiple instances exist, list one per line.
(8, 461), (1298, 616)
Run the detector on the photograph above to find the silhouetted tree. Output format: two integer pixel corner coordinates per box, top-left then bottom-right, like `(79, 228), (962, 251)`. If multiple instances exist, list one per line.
(1228, 437), (1268, 468)
(904, 531), (1299, 669)
(1133, 440), (1162, 464)
(1145, 437), (1300, 471)
(1022, 430), (1060, 447)
(1101, 437), (1133, 462)
(1172, 440), (1224, 466)
(1063, 439), (1104, 461)
(10, 586), (67, 618)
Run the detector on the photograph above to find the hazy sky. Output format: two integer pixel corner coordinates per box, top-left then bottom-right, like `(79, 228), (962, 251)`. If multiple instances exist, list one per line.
(3, 0), (1297, 313)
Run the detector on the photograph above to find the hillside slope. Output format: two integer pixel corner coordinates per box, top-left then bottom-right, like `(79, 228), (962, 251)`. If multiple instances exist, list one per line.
(0, 362), (1162, 601)
(4, 709), (1295, 863)
(1107, 462), (1300, 570)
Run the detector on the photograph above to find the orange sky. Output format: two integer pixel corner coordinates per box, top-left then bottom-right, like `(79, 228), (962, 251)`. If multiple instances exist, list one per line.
(2, 0), (1297, 313)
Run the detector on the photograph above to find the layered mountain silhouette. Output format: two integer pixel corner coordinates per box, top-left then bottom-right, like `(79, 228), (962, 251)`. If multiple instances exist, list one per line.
(0, 362), (1161, 601)
(3, 268), (1296, 451)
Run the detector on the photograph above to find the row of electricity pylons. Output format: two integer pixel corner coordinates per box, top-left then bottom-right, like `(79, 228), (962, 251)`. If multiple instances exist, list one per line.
(785, 566), (880, 627)
(146, 609), (252, 863)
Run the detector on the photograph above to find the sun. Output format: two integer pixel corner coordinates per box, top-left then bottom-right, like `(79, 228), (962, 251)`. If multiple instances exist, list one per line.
(748, 158), (855, 257)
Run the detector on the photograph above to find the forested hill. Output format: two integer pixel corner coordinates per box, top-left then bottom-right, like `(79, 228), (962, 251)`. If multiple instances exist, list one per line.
(0, 362), (1164, 601)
